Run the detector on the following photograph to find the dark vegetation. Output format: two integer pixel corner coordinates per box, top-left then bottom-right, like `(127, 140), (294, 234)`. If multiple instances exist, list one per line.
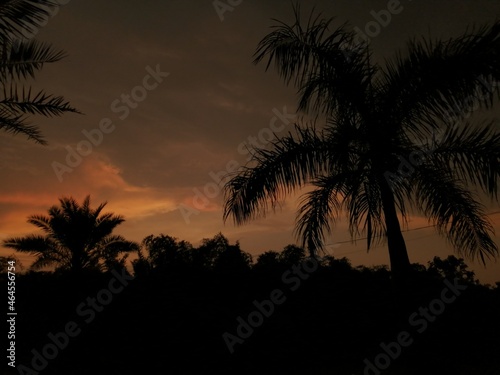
(2, 233), (500, 375)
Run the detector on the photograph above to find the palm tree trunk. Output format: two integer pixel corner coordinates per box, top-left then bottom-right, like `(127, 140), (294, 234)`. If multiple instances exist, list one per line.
(379, 179), (411, 277)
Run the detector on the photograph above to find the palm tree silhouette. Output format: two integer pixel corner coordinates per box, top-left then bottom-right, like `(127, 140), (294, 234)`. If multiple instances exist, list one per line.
(223, 6), (500, 277)
(2, 196), (139, 274)
(0, 0), (79, 144)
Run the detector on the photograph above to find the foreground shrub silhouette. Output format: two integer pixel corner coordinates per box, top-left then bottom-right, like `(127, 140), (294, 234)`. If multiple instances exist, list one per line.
(9, 250), (500, 375)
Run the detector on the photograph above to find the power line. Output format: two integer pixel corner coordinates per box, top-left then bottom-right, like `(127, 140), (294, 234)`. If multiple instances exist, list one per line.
(252, 210), (500, 258)
(325, 210), (500, 248)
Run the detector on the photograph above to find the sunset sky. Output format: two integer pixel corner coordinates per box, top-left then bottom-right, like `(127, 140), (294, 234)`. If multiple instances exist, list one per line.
(1, 0), (499, 284)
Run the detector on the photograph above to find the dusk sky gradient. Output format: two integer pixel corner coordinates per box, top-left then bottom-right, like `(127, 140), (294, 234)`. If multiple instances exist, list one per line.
(1, 0), (499, 284)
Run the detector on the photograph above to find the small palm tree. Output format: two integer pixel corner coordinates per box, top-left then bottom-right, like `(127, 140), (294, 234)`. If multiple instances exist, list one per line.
(223, 6), (500, 277)
(0, 0), (79, 144)
(2, 196), (139, 274)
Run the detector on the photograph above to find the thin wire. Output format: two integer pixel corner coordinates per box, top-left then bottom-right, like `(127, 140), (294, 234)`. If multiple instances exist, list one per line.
(326, 210), (500, 247)
(324, 210), (500, 256)
(251, 211), (500, 258)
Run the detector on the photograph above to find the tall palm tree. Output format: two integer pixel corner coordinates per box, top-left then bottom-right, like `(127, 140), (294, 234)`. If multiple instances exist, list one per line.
(223, 7), (500, 277)
(2, 196), (139, 273)
(0, 0), (79, 144)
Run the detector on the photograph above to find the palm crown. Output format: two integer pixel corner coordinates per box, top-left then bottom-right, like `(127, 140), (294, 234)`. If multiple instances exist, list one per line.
(223, 7), (500, 276)
(3, 196), (139, 273)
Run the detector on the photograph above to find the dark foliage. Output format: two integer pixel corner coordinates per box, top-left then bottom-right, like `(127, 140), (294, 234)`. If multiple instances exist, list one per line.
(4, 249), (499, 375)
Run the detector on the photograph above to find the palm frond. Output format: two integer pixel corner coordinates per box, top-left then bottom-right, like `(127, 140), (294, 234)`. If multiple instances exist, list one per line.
(0, 2), (79, 144)
(380, 21), (500, 136)
(223, 125), (330, 224)
(1, 85), (79, 117)
(431, 122), (500, 198)
(0, 39), (66, 81)
(2, 234), (65, 259)
(29, 246), (72, 270)
(27, 214), (51, 232)
(413, 166), (498, 264)
(0, 0), (61, 41)
(254, 4), (373, 116)
(3, 234), (43, 252)
(295, 174), (345, 255)
(0, 112), (45, 143)
(345, 174), (386, 250)
(98, 235), (140, 254)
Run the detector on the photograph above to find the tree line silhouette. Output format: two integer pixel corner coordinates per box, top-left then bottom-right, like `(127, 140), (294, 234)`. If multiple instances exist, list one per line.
(2, 222), (499, 375)
(2, 196), (499, 374)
